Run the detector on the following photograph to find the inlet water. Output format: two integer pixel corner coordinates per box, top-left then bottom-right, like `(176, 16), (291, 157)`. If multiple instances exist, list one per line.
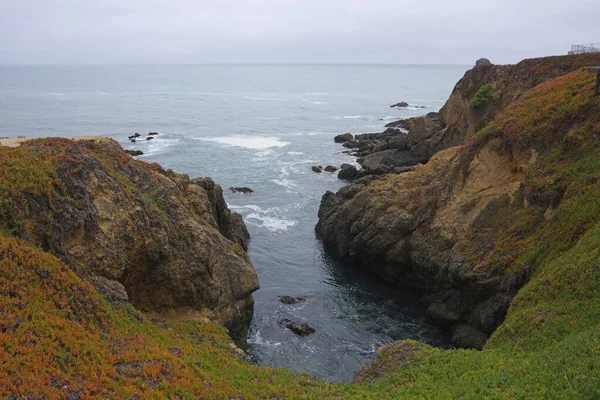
(0, 64), (467, 381)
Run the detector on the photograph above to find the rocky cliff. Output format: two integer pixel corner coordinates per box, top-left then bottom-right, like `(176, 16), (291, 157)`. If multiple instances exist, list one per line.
(339, 53), (600, 178)
(318, 58), (600, 349)
(0, 137), (258, 347)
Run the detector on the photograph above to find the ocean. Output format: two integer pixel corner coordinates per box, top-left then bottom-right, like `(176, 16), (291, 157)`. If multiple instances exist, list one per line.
(0, 64), (468, 381)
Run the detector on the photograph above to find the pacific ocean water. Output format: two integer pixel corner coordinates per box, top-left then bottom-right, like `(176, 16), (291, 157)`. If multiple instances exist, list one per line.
(0, 64), (468, 381)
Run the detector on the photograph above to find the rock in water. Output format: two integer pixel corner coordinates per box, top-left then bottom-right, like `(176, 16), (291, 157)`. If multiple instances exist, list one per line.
(334, 133), (354, 143)
(324, 165), (338, 172)
(312, 165), (323, 173)
(148, 131), (159, 136)
(279, 295), (307, 304)
(390, 102), (409, 108)
(280, 319), (315, 336)
(338, 164), (357, 180)
(229, 186), (254, 194)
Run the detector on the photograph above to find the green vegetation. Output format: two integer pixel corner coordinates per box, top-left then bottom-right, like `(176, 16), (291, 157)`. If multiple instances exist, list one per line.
(470, 83), (494, 109)
(1, 68), (600, 398)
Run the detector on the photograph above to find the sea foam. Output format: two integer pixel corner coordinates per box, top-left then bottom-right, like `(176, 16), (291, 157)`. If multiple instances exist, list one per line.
(200, 135), (290, 150)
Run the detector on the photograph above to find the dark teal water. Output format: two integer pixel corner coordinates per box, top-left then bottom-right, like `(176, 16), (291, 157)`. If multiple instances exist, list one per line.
(0, 64), (467, 381)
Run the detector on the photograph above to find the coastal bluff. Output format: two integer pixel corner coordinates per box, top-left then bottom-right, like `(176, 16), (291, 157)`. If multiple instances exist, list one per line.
(0, 137), (258, 347)
(318, 53), (600, 350)
(339, 53), (600, 178)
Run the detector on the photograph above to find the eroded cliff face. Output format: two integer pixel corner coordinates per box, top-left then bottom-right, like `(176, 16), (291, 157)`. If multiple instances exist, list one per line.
(0, 137), (258, 347)
(405, 53), (600, 161)
(318, 64), (600, 349)
(318, 143), (528, 347)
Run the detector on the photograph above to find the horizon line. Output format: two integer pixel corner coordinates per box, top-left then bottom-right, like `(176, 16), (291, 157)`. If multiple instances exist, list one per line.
(0, 62), (472, 67)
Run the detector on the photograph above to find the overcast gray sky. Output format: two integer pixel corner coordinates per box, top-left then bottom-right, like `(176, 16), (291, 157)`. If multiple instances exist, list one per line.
(1, 0), (599, 65)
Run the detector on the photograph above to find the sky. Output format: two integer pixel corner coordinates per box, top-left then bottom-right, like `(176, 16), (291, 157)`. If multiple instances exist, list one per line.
(1, 0), (599, 65)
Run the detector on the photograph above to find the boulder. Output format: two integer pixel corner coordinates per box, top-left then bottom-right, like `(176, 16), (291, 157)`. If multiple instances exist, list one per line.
(324, 165), (338, 172)
(312, 166), (323, 173)
(475, 58), (492, 67)
(280, 319), (315, 336)
(391, 102), (409, 108)
(146, 136), (155, 141)
(334, 133), (354, 143)
(426, 302), (460, 325)
(87, 276), (129, 304)
(451, 325), (489, 350)
(148, 132), (160, 136)
(338, 164), (358, 180)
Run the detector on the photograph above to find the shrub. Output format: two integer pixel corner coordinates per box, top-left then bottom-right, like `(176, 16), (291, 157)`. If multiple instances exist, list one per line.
(470, 83), (494, 109)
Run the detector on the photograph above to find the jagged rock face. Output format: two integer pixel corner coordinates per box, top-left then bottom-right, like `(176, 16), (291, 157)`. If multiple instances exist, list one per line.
(317, 137), (538, 347)
(404, 53), (600, 161)
(12, 138), (258, 347)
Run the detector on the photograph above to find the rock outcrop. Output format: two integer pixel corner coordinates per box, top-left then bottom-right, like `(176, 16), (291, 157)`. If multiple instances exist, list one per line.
(334, 133), (354, 143)
(319, 55), (600, 349)
(335, 54), (600, 180)
(2, 137), (258, 347)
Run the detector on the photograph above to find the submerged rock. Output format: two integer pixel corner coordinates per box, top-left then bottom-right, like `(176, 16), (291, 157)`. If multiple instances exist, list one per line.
(230, 187), (254, 194)
(280, 319), (315, 336)
(279, 295), (308, 304)
(312, 165), (323, 173)
(148, 131), (159, 136)
(324, 165), (338, 172)
(146, 136), (155, 141)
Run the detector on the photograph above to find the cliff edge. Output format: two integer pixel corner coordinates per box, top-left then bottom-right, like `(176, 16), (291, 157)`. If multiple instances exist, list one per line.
(0, 137), (258, 347)
(318, 56), (600, 350)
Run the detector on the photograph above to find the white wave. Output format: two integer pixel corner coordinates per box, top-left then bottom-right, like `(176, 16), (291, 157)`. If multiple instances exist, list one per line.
(307, 131), (335, 136)
(238, 205), (262, 212)
(287, 151), (304, 155)
(248, 330), (281, 347)
(246, 213), (297, 232)
(271, 179), (296, 189)
(126, 136), (181, 157)
(310, 101), (328, 105)
(280, 167), (289, 177)
(199, 135), (290, 150)
(342, 116), (363, 119)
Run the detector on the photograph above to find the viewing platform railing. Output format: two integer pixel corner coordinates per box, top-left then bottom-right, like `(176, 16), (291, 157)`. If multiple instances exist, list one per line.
(569, 43), (600, 55)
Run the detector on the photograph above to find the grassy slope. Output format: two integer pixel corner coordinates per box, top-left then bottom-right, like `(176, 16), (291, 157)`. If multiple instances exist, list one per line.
(1, 68), (600, 398)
